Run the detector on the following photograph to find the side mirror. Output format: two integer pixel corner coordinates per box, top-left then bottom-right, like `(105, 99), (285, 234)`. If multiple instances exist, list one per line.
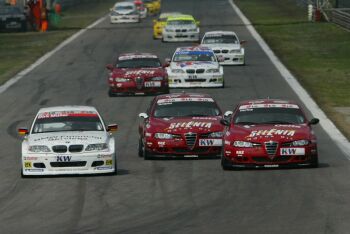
(106, 64), (113, 71)
(240, 40), (247, 45)
(220, 119), (230, 126)
(107, 124), (118, 132)
(18, 128), (29, 136)
(224, 111), (233, 117)
(308, 118), (319, 125)
(139, 113), (149, 119)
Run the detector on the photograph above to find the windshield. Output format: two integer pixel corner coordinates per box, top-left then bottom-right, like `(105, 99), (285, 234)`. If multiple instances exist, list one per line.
(173, 51), (216, 62)
(233, 107), (305, 125)
(168, 20), (194, 26)
(32, 112), (104, 133)
(203, 35), (238, 44)
(115, 5), (134, 11)
(0, 7), (21, 14)
(154, 101), (221, 118)
(117, 58), (161, 68)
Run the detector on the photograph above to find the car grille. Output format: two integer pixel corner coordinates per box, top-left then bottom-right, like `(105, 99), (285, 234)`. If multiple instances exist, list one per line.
(185, 133), (197, 149)
(52, 145), (67, 153)
(175, 29), (187, 32)
(50, 161), (87, 167)
(213, 49), (229, 54)
(186, 69), (205, 74)
(264, 141), (278, 157)
(252, 156), (291, 163)
(69, 145), (84, 153)
(135, 77), (143, 89)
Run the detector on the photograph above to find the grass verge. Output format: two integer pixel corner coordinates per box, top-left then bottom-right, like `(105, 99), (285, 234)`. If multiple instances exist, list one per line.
(0, 0), (116, 86)
(235, 0), (350, 139)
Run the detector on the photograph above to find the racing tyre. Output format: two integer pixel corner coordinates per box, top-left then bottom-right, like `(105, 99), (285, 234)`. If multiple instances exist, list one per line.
(309, 155), (319, 168)
(138, 137), (144, 157)
(108, 89), (116, 97)
(221, 156), (232, 171)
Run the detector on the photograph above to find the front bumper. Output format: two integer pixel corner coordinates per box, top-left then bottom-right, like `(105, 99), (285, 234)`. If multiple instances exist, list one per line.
(162, 31), (199, 42)
(110, 15), (139, 23)
(168, 74), (224, 88)
(216, 53), (245, 65)
(22, 152), (116, 176)
(109, 80), (169, 96)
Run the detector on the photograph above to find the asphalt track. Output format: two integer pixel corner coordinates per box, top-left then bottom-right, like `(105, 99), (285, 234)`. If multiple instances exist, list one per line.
(0, 0), (350, 233)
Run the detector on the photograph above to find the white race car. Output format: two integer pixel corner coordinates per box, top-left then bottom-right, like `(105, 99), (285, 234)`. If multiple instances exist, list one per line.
(162, 15), (200, 42)
(110, 2), (140, 23)
(201, 31), (245, 65)
(166, 46), (224, 88)
(19, 106), (118, 177)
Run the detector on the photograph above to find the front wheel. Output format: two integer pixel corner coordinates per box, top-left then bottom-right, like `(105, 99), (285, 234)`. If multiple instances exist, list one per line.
(221, 155), (232, 171)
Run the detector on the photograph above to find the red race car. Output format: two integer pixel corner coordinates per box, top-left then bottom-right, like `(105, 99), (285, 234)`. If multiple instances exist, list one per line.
(106, 53), (169, 96)
(138, 92), (224, 159)
(221, 99), (320, 170)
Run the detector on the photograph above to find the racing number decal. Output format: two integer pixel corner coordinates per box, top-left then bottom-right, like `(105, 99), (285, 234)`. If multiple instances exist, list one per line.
(106, 160), (113, 166)
(24, 161), (32, 168)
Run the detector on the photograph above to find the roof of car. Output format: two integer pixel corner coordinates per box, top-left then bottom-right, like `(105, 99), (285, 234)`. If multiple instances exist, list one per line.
(167, 14), (195, 21)
(38, 106), (98, 114)
(175, 46), (213, 53)
(156, 92), (214, 101)
(118, 53), (158, 60)
(238, 99), (299, 106)
(204, 31), (237, 36)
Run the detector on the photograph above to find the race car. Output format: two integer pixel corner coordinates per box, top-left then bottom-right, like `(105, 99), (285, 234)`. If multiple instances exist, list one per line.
(153, 12), (181, 39)
(162, 15), (200, 42)
(143, 0), (161, 15)
(110, 1), (140, 23)
(220, 99), (320, 170)
(130, 0), (147, 18)
(18, 106), (118, 177)
(166, 46), (224, 88)
(138, 93), (224, 159)
(0, 5), (27, 32)
(106, 53), (169, 96)
(201, 31), (245, 65)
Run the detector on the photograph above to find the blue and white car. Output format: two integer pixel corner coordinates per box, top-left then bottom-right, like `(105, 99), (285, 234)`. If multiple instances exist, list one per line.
(166, 46), (224, 88)
(18, 106), (118, 177)
(201, 31), (245, 65)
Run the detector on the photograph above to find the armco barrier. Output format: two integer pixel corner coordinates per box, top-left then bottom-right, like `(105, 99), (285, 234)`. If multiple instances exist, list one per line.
(330, 8), (350, 30)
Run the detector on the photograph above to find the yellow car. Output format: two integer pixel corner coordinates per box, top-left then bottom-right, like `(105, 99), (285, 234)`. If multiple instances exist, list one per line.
(153, 12), (182, 39)
(144, 0), (161, 15)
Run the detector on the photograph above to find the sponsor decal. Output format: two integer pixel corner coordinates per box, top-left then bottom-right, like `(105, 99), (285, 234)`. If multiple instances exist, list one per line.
(25, 169), (44, 172)
(119, 54), (158, 60)
(199, 139), (222, 146)
(145, 132), (152, 137)
(106, 160), (113, 166)
(192, 117), (218, 120)
(158, 141), (166, 147)
(24, 162), (32, 168)
(56, 156), (72, 162)
(280, 148), (305, 156)
(97, 154), (112, 159)
(37, 111), (98, 119)
(224, 140), (231, 145)
(33, 135), (102, 142)
(236, 150), (244, 155)
(24, 157), (38, 160)
(125, 70), (155, 76)
(96, 166), (113, 170)
(247, 129), (296, 138)
(264, 165), (279, 168)
(144, 81), (161, 87)
(176, 61), (214, 68)
(167, 121), (212, 130)
(157, 97), (214, 104)
(239, 104), (299, 110)
(275, 124), (301, 128)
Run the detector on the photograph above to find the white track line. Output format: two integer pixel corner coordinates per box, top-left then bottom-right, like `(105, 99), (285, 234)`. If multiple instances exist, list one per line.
(228, 0), (350, 158)
(0, 15), (107, 94)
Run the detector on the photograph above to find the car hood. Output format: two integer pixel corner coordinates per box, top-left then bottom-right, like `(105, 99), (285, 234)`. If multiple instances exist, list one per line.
(112, 67), (166, 78)
(149, 116), (223, 134)
(202, 43), (241, 50)
(114, 9), (136, 15)
(27, 131), (108, 146)
(170, 61), (219, 70)
(231, 124), (312, 142)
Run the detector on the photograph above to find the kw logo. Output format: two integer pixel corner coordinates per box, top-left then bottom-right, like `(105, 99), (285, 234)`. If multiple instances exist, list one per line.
(56, 156), (72, 162)
(281, 148), (296, 155)
(200, 139), (214, 146)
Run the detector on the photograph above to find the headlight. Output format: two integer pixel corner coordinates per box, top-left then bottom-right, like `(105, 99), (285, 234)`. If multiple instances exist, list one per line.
(171, 69), (185, 74)
(28, 145), (51, 153)
(230, 49), (241, 54)
(151, 76), (163, 81)
(85, 143), (108, 151)
(115, 77), (131, 82)
(208, 132), (224, 138)
(291, 140), (309, 146)
(233, 141), (254, 148)
(206, 68), (220, 73)
(154, 133), (173, 139)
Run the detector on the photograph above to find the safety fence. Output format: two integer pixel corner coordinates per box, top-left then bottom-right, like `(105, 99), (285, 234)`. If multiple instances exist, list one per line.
(329, 8), (350, 30)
